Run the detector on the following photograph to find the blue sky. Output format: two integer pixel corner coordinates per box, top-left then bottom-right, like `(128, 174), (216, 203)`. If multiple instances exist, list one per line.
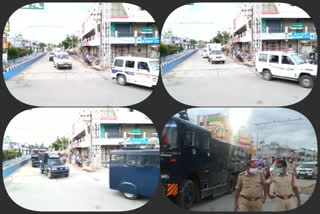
(163, 3), (241, 41)
(7, 3), (92, 44)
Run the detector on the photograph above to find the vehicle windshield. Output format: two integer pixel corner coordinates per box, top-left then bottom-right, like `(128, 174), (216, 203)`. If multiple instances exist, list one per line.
(299, 163), (315, 168)
(290, 54), (306, 65)
(162, 120), (178, 150)
(149, 61), (159, 71)
(58, 54), (69, 59)
(48, 158), (63, 165)
(211, 51), (222, 55)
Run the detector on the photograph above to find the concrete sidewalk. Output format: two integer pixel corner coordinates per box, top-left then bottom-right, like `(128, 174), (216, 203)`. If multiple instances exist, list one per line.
(224, 53), (255, 67)
(71, 55), (110, 72)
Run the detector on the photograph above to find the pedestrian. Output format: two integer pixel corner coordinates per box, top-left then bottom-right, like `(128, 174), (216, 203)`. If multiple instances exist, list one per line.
(266, 159), (301, 211)
(234, 160), (267, 212)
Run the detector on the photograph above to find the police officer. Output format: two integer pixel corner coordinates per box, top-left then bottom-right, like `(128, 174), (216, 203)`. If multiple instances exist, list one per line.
(234, 160), (267, 211)
(267, 159), (301, 211)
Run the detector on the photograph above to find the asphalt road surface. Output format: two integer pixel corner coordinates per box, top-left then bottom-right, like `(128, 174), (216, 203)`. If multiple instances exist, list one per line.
(162, 51), (312, 106)
(4, 162), (148, 211)
(5, 54), (153, 106)
(190, 178), (316, 211)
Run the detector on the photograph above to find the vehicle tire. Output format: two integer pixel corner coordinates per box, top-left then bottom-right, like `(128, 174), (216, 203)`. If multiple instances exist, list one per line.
(208, 58), (210, 62)
(117, 75), (127, 86)
(48, 171), (52, 179)
(65, 173), (69, 177)
(295, 174), (299, 179)
(122, 192), (138, 200)
(211, 60), (214, 64)
(222, 61), (225, 64)
(262, 70), (272, 81)
(227, 176), (235, 193)
(299, 75), (314, 88)
(69, 66), (72, 69)
(41, 169), (44, 174)
(177, 179), (194, 210)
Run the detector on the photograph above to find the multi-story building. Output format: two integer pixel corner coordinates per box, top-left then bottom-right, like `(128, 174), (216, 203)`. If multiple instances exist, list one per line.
(80, 3), (159, 61)
(7, 34), (42, 53)
(232, 3), (317, 57)
(70, 108), (158, 162)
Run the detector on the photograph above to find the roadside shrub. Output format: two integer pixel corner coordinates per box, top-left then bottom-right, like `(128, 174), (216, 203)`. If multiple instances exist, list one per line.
(8, 46), (19, 60)
(2, 150), (8, 162)
(160, 42), (169, 56)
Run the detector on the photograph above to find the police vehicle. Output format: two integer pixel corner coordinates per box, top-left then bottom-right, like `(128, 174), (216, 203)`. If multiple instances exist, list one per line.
(31, 147), (48, 167)
(109, 148), (159, 200)
(39, 152), (69, 179)
(161, 114), (250, 209)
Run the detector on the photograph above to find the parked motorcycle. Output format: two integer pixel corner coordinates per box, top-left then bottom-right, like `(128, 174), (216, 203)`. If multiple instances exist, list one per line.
(236, 52), (244, 62)
(82, 54), (93, 66)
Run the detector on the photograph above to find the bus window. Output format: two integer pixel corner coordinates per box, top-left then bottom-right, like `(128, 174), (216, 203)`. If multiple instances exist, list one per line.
(126, 155), (141, 166)
(111, 154), (125, 164)
(184, 128), (194, 147)
(142, 155), (160, 167)
(199, 133), (209, 150)
(162, 120), (178, 150)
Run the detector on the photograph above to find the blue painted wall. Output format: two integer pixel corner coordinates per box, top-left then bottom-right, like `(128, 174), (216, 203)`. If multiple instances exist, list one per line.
(3, 53), (46, 80)
(161, 50), (197, 75)
(2, 158), (30, 179)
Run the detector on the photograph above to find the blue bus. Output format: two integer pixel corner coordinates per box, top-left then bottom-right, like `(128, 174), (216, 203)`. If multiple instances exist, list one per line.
(109, 149), (160, 199)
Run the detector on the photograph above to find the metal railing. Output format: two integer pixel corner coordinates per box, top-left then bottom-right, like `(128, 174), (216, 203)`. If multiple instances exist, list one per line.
(2, 155), (31, 168)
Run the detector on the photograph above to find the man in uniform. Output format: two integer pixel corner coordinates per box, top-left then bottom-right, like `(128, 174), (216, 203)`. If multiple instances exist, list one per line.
(234, 160), (267, 211)
(266, 159), (301, 211)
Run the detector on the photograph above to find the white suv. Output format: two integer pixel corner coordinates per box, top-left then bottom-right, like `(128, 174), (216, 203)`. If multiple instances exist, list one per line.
(208, 50), (225, 64)
(255, 51), (317, 88)
(296, 161), (318, 179)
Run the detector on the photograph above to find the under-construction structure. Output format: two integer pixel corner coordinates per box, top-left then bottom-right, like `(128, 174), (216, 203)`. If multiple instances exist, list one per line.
(232, 2), (316, 61)
(80, 3), (159, 68)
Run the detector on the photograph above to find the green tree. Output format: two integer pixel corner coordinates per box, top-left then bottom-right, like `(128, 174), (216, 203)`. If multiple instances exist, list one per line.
(8, 46), (19, 60)
(160, 42), (169, 56)
(50, 137), (69, 151)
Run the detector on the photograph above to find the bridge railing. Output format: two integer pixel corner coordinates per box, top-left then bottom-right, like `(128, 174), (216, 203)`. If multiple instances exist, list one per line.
(161, 49), (198, 75)
(2, 155), (31, 178)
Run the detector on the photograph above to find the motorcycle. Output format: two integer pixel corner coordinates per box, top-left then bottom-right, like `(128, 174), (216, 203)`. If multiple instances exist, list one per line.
(82, 54), (93, 66)
(75, 156), (83, 167)
(236, 52), (244, 62)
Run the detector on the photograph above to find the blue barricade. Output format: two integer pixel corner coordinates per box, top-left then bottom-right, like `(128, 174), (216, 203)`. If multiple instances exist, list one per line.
(161, 50), (197, 75)
(2, 156), (31, 179)
(3, 53), (46, 80)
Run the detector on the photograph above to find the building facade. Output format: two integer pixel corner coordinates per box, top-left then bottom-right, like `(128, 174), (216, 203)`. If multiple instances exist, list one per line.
(70, 108), (158, 163)
(232, 3), (317, 58)
(80, 3), (159, 61)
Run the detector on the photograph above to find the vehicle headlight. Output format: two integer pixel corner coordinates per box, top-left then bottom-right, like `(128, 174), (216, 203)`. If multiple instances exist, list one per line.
(52, 167), (57, 170)
(161, 174), (170, 179)
(65, 166), (69, 170)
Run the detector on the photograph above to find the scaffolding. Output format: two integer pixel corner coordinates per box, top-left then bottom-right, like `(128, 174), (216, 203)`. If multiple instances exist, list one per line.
(251, 3), (262, 61)
(101, 3), (112, 68)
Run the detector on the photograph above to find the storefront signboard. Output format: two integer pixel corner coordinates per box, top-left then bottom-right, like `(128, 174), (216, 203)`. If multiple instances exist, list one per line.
(137, 37), (159, 44)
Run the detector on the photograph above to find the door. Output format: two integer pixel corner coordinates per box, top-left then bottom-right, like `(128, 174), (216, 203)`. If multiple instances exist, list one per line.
(268, 54), (282, 76)
(124, 60), (136, 83)
(136, 61), (151, 87)
(280, 55), (297, 79)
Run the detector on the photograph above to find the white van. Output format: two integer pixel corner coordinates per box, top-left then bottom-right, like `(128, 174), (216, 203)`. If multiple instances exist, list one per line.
(112, 56), (159, 87)
(202, 48), (209, 58)
(255, 51), (317, 88)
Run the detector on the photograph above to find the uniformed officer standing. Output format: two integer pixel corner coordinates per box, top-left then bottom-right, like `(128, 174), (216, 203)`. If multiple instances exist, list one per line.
(267, 159), (301, 211)
(234, 160), (267, 211)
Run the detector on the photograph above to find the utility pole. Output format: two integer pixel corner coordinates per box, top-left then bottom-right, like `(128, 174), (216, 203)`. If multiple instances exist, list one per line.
(101, 3), (112, 68)
(251, 3), (262, 62)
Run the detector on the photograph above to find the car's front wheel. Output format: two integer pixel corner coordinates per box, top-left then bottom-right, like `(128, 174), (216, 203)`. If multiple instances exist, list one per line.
(177, 179), (194, 209)
(122, 192), (138, 200)
(117, 75), (127, 86)
(48, 171), (52, 179)
(262, 70), (272, 81)
(299, 75), (314, 88)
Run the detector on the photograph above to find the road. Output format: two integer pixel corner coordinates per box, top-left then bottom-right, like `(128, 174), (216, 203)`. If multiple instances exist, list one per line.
(190, 178), (316, 211)
(162, 51), (312, 106)
(4, 162), (148, 211)
(5, 54), (152, 106)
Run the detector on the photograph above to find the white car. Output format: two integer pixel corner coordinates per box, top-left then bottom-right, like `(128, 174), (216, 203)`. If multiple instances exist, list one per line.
(255, 51), (317, 88)
(208, 50), (225, 64)
(296, 161), (318, 179)
(202, 48), (209, 58)
(111, 56), (159, 88)
(53, 53), (72, 69)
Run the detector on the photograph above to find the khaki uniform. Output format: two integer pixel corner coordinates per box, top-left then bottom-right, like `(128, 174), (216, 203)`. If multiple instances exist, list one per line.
(236, 171), (266, 211)
(268, 172), (297, 211)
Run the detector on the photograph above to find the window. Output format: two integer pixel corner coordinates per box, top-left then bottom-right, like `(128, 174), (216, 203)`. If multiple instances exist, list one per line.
(125, 60), (135, 68)
(138, 62), (149, 71)
(269, 55), (279, 63)
(114, 59), (123, 67)
(281, 56), (294, 65)
(126, 155), (139, 166)
(142, 155), (160, 167)
(110, 154), (125, 164)
(200, 133), (210, 150)
(184, 128), (194, 147)
(259, 54), (268, 62)
(162, 120), (178, 150)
